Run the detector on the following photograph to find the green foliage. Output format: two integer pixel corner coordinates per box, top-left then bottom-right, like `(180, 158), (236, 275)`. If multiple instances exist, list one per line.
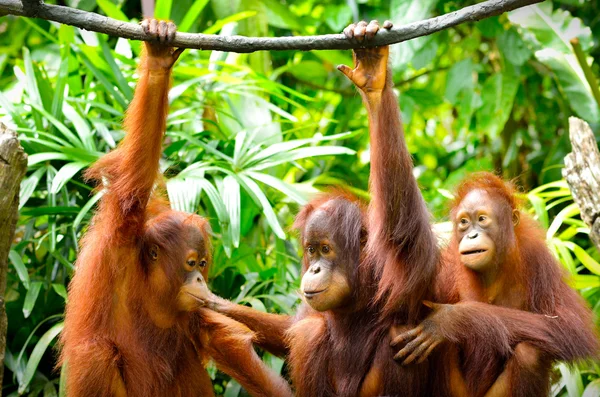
(1, 0), (599, 396)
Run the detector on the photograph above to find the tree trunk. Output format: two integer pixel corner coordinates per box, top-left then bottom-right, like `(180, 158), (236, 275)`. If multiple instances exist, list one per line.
(563, 117), (600, 252)
(0, 122), (27, 388)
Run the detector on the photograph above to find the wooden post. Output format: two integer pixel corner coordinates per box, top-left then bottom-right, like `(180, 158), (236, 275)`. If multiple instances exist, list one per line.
(563, 117), (600, 252)
(0, 122), (27, 388)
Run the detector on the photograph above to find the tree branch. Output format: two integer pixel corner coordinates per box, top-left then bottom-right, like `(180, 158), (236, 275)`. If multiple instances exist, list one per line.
(0, 0), (543, 53)
(563, 117), (600, 253)
(0, 122), (28, 388)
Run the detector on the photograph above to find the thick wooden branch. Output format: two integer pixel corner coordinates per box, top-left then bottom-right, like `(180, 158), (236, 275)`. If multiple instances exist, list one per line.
(0, 0), (543, 53)
(563, 117), (600, 252)
(0, 122), (27, 388)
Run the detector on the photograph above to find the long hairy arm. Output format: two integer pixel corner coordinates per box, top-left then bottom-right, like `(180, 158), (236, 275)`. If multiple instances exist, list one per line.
(338, 21), (438, 318)
(85, 21), (182, 238)
(206, 294), (293, 357)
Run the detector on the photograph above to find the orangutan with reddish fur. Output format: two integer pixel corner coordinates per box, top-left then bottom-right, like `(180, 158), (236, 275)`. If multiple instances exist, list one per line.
(58, 19), (291, 397)
(198, 21), (450, 396)
(392, 173), (599, 396)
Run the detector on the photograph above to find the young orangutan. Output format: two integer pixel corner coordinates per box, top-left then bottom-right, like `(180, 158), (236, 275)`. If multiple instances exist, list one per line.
(58, 19), (292, 397)
(392, 173), (599, 396)
(198, 21), (449, 397)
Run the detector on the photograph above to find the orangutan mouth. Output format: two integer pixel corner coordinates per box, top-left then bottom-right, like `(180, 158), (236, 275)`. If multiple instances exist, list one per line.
(461, 249), (488, 256)
(304, 289), (327, 299)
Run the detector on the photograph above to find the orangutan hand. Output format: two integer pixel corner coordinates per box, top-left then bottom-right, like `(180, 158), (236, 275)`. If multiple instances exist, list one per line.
(141, 18), (185, 70)
(337, 20), (393, 94)
(390, 301), (453, 365)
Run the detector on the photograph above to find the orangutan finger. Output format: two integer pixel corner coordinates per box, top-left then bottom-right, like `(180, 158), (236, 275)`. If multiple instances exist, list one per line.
(344, 24), (356, 39)
(390, 325), (423, 347)
(417, 340), (442, 364)
(402, 339), (433, 366)
(394, 333), (427, 361)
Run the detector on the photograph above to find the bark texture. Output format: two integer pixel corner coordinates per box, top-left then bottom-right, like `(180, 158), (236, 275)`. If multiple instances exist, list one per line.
(0, 0), (543, 52)
(563, 117), (600, 252)
(0, 122), (27, 388)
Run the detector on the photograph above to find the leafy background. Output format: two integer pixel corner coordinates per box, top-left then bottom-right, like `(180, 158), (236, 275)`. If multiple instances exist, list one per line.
(1, 0), (600, 395)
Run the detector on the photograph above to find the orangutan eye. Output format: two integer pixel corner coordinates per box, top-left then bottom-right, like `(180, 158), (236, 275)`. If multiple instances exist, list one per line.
(187, 259), (196, 267)
(479, 215), (487, 223)
(199, 260), (207, 268)
(460, 218), (469, 225)
(322, 245), (330, 254)
(307, 246), (315, 255)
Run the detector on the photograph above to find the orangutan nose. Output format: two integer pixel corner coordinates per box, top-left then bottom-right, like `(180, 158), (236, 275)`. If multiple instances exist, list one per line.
(468, 232), (479, 240)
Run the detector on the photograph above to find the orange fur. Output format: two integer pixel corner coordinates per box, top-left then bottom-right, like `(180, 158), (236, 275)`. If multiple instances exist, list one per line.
(58, 37), (291, 397)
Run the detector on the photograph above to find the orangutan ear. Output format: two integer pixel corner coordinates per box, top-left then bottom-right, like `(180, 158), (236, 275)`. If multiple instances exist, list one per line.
(512, 210), (520, 227)
(149, 244), (159, 261)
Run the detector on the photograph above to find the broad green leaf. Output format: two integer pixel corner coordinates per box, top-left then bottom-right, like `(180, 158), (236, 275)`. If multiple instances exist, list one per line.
(324, 4), (352, 32)
(63, 102), (95, 151)
(76, 48), (128, 109)
(28, 153), (70, 166)
(245, 131), (353, 167)
(526, 192), (549, 229)
(497, 28), (531, 66)
(155, 0), (173, 20)
(262, 0), (302, 31)
(223, 379), (242, 397)
(96, 0), (129, 21)
(59, 362), (67, 397)
(476, 71), (519, 141)
(551, 238), (576, 274)
(390, 0), (437, 66)
(51, 26), (73, 121)
(583, 379), (600, 397)
(195, 178), (229, 223)
(18, 322), (64, 394)
(30, 103), (83, 149)
(166, 178), (204, 214)
(22, 281), (42, 318)
(52, 284), (68, 301)
(535, 48), (600, 125)
(562, 241), (600, 275)
(508, 3), (593, 53)
(74, 190), (105, 230)
(99, 36), (133, 101)
(179, 0), (210, 32)
(222, 175), (241, 248)
(445, 59), (474, 104)
(250, 146), (355, 171)
(203, 12), (258, 35)
(557, 363), (583, 397)
(238, 174), (285, 239)
(20, 166), (47, 209)
(9, 250), (30, 290)
(547, 203), (580, 239)
(50, 162), (88, 194)
(573, 275), (600, 290)
(246, 171), (307, 205)
(21, 48), (43, 129)
(21, 206), (80, 217)
(248, 297), (267, 312)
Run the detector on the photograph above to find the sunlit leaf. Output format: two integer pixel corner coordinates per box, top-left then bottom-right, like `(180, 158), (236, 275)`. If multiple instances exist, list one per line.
(18, 322), (64, 394)
(51, 162), (88, 194)
(179, 0), (210, 32)
(9, 250), (30, 290)
(22, 281), (42, 318)
(547, 203), (580, 239)
(238, 174), (285, 239)
(96, 0), (129, 21)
